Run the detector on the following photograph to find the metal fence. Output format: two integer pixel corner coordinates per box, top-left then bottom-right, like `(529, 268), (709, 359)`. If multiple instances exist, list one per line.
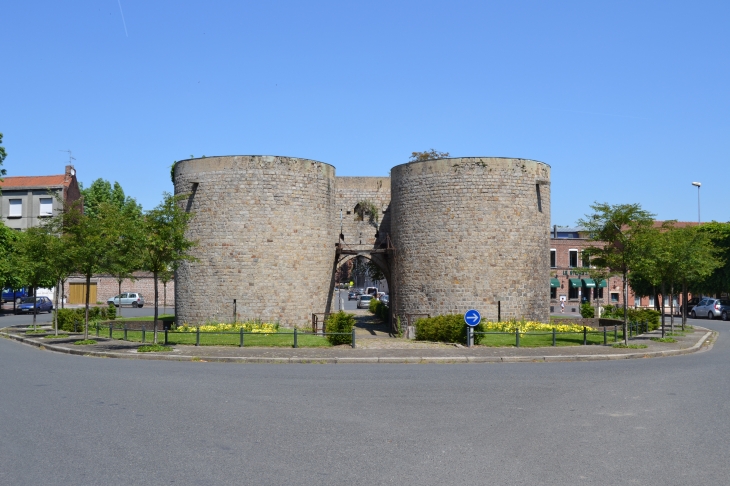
(468, 321), (649, 348)
(92, 322), (356, 348)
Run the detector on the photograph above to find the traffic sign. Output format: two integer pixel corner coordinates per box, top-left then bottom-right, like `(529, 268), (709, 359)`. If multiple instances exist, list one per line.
(464, 309), (481, 327)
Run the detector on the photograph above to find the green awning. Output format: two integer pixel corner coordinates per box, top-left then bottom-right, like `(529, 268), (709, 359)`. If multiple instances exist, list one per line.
(550, 278), (560, 288)
(582, 278), (596, 288)
(597, 279), (607, 288)
(568, 278), (582, 288)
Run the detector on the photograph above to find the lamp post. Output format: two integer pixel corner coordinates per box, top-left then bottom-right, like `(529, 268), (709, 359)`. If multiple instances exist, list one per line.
(691, 182), (701, 224)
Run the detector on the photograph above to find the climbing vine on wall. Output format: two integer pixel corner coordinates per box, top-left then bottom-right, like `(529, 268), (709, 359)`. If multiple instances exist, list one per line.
(354, 200), (379, 224)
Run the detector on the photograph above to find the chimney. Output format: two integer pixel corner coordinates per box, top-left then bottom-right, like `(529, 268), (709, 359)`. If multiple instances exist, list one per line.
(65, 165), (76, 181)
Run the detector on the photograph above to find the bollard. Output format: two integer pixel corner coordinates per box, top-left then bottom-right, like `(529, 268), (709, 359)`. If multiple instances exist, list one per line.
(196, 327), (200, 346)
(552, 328), (556, 346)
(142, 326), (146, 343)
(583, 326), (587, 346)
(351, 328), (356, 348)
(124, 327), (128, 341)
(294, 328), (298, 348)
(515, 328), (520, 348)
(109, 324), (113, 339)
(164, 329), (168, 345)
(95, 323), (99, 337)
(604, 327), (607, 346)
(239, 328), (244, 348)
(614, 325), (618, 342)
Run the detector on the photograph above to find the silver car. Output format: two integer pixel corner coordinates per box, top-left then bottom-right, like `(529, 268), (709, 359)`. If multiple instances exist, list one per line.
(357, 295), (373, 309)
(690, 298), (730, 320)
(107, 292), (145, 308)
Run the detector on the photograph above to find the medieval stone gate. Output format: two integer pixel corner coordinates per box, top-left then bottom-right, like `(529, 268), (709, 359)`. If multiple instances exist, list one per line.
(173, 155), (550, 329)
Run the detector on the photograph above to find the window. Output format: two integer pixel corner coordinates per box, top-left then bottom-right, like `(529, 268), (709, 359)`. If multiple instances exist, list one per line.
(536, 184), (542, 212)
(550, 287), (557, 299)
(634, 296), (641, 307)
(649, 295), (655, 307)
(569, 250), (578, 268)
(8, 199), (22, 217)
(39, 198), (53, 216)
(593, 287), (604, 299)
(550, 249), (556, 268)
(569, 286), (579, 300)
(611, 293), (619, 303)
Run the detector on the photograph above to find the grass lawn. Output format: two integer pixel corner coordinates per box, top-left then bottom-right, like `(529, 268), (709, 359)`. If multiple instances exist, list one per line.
(113, 314), (175, 322)
(476, 330), (627, 347)
(100, 329), (331, 347)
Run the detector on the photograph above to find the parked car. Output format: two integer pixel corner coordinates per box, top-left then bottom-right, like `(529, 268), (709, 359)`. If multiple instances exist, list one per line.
(2, 287), (29, 305)
(17, 296), (53, 314)
(357, 295), (373, 309)
(380, 294), (389, 305)
(681, 297), (702, 316)
(690, 298), (730, 320)
(107, 293), (145, 308)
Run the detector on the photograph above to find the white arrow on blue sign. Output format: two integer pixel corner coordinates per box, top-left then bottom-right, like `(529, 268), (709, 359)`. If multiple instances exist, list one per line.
(464, 309), (481, 327)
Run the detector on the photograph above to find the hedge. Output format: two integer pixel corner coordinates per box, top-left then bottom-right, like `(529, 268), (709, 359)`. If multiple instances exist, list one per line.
(414, 314), (485, 345)
(368, 298), (389, 321)
(325, 311), (354, 345)
(56, 304), (116, 332)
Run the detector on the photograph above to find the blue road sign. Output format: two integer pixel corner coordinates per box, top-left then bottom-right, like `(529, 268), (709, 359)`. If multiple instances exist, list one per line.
(464, 309), (481, 327)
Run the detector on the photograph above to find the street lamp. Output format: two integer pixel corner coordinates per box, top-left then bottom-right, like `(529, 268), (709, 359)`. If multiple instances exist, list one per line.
(691, 182), (701, 224)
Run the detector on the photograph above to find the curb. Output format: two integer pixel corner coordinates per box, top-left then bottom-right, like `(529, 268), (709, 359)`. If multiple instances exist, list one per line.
(0, 329), (714, 364)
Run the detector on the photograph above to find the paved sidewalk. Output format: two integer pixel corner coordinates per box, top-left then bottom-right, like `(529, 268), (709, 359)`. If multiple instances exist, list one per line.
(1, 322), (714, 364)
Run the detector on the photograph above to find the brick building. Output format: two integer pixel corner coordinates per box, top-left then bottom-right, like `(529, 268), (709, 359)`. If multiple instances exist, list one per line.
(61, 272), (175, 308)
(549, 224), (692, 313)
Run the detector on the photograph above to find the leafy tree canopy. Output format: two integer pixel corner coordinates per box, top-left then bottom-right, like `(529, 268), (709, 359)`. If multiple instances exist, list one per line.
(0, 132), (6, 178)
(409, 149), (450, 162)
(696, 221), (730, 295)
(80, 178), (142, 219)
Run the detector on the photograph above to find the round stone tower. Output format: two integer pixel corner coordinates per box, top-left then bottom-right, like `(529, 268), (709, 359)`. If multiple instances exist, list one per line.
(390, 157), (550, 323)
(173, 156), (336, 327)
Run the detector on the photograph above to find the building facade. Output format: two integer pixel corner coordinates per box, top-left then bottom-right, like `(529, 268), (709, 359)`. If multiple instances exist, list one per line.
(0, 165), (80, 230)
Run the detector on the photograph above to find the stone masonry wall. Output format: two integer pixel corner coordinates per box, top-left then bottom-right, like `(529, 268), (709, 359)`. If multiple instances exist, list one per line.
(390, 157), (551, 323)
(174, 156), (336, 327)
(335, 177), (391, 248)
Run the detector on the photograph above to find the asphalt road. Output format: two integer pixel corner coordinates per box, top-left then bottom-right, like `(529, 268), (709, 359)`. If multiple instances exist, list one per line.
(1, 318), (728, 485)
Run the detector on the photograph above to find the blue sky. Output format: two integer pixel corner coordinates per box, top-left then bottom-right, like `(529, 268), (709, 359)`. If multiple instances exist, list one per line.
(1, 0), (728, 225)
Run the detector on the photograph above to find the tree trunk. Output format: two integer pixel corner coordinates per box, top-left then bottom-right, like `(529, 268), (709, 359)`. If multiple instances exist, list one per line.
(660, 281), (666, 338)
(118, 279), (123, 318)
(670, 282), (675, 333)
(682, 280), (688, 331)
(84, 273), (91, 340)
(153, 270), (159, 344)
(623, 272), (628, 345)
(54, 278), (60, 335)
(32, 286), (37, 329)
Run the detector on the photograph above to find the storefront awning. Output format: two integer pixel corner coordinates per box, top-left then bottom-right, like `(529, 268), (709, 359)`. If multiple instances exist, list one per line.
(597, 279), (607, 288)
(582, 278), (596, 288)
(568, 278), (582, 288)
(550, 278), (560, 288)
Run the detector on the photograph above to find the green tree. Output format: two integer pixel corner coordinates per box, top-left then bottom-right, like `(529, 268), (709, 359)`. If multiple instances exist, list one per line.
(80, 178), (143, 219)
(695, 222), (730, 297)
(578, 203), (655, 345)
(142, 193), (197, 343)
(0, 132), (7, 179)
(105, 209), (145, 318)
(50, 200), (120, 338)
(15, 228), (57, 327)
(409, 149), (450, 162)
(0, 222), (23, 300)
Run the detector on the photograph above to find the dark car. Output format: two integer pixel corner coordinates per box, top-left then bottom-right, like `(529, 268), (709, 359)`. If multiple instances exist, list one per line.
(681, 297), (701, 316)
(348, 291), (357, 301)
(17, 296), (54, 314)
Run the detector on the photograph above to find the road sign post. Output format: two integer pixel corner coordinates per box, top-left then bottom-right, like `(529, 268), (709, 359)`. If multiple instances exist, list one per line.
(464, 309), (481, 347)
